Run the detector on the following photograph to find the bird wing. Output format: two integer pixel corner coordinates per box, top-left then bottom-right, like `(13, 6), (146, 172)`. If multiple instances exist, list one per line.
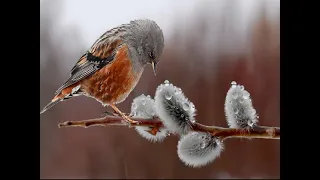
(54, 37), (124, 95)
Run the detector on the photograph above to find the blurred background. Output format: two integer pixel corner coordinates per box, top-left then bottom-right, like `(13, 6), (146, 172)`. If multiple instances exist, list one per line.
(40, 0), (279, 178)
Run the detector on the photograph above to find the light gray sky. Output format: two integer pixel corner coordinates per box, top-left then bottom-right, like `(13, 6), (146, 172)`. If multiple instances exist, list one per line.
(40, 0), (279, 47)
(55, 0), (280, 47)
(60, 0), (198, 45)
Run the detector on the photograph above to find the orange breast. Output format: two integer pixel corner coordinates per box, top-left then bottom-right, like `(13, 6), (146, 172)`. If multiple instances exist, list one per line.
(81, 44), (142, 105)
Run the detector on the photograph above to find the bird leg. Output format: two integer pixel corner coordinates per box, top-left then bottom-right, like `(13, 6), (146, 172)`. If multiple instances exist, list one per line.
(110, 104), (138, 125)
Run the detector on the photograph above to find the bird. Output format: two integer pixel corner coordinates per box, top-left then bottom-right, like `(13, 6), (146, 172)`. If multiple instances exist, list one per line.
(40, 19), (164, 125)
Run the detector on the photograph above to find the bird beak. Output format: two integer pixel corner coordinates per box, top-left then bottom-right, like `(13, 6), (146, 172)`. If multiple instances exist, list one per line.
(151, 62), (157, 76)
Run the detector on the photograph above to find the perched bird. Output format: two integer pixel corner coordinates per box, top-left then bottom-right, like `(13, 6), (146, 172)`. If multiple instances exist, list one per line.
(40, 19), (164, 124)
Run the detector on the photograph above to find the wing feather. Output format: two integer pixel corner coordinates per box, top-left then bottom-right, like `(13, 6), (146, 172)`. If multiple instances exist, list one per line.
(54, 36), (124, 95)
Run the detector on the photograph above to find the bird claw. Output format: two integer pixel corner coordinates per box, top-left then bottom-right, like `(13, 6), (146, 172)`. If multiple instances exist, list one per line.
(108, 109), (132, 117)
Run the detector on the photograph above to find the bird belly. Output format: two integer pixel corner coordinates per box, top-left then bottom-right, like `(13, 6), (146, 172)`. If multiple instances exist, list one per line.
(81, 45), (143, 105)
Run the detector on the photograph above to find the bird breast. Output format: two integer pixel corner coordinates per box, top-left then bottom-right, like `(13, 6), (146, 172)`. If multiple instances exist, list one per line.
(81, 45), (143, 105)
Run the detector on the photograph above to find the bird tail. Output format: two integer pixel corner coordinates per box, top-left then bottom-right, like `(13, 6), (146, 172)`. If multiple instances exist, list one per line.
(40, 84), (82, 114)
(40, 98), (62, 114)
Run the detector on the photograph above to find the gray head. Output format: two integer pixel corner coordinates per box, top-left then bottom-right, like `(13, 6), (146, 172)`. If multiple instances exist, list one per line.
(124, 19), (164, 75)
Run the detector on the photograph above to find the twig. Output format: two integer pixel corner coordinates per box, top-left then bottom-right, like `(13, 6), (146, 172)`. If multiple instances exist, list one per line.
(58, 115), (280, 140)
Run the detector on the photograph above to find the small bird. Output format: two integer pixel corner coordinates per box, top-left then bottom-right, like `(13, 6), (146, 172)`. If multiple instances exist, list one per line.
(40, 19), (164, 124)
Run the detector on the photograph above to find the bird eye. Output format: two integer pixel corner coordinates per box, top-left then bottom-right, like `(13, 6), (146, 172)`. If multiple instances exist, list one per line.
(149, 51), (155, 59)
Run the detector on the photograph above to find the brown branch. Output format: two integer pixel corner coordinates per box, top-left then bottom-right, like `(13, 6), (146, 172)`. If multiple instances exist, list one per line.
(58, 116), (280, 140)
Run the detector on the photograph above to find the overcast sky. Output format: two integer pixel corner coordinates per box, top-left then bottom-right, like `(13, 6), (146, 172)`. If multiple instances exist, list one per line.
(41, 0), (279, 47)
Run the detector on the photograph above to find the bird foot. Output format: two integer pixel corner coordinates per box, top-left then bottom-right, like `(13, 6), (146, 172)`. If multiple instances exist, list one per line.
(109, 104), (137, 127)
(122, 115), (139, 127)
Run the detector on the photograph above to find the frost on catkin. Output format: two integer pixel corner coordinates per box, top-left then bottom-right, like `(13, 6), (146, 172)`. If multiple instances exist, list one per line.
(177, 132), (223, 168)
(224, 81), (259, 128)
(154, 80), (196, 135)
(130, 94), (168, 142)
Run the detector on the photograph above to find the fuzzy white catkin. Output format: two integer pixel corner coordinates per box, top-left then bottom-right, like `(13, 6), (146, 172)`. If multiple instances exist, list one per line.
(131, 94), (168, 142)
(177, 131), (223, 168)
(154, 80), (197, 135)
(224, 81), (259, 128)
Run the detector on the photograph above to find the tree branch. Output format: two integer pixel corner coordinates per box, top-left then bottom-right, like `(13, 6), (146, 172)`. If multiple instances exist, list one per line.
(58, 115), (280, 140)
